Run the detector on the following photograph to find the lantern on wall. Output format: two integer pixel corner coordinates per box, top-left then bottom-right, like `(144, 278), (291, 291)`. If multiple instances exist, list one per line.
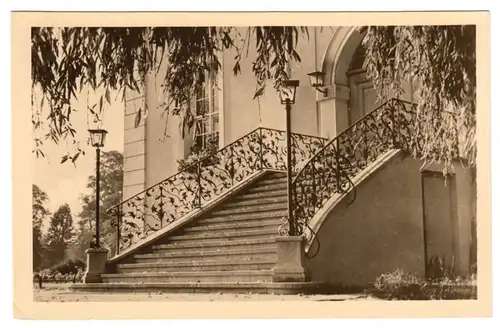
(307, 71), (328, 97)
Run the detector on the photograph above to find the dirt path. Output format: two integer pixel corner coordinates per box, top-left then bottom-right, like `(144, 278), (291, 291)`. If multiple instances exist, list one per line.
(33, 284), (376, 302)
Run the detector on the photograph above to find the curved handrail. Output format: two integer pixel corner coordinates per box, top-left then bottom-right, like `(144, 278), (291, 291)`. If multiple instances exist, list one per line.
(107, 126), (260, 214)
(287, 98), (421, 257)
(109, 126), (327, 254)
(292, 98), (418, 184)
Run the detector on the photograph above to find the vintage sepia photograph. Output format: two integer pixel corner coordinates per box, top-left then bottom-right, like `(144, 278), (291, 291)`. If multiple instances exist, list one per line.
(11, 10), (491, 319)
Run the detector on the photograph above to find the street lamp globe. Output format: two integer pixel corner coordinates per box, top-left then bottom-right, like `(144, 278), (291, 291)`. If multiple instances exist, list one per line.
(88, 129), (108, 148)
(279, 80), (300, 105)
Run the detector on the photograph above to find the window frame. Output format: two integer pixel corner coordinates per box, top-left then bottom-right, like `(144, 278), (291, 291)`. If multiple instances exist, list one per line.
(192, 56), (223, 152)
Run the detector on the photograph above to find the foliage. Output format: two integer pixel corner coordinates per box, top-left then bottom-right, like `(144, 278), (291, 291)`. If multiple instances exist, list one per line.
(176, 136), (219, 172)
(426, 255), (456, 280)
(32, 184), (50, 271)
(371, 268), (428, 300)
(369, 268), (477, 300)
(470, 262), (477, 275)
(360, 25), (476, 171)
(50, 258), (85, 275)
(66, 219), (94, 262)
(32, 227), (44, 272)
(31, 27), (307, 162)
(31, 26), (476, 172)
(76, 150), (123, 255)
(35, 267), (85, 283)
(43, 203), (75, 267)
(32, 184), (50, 229)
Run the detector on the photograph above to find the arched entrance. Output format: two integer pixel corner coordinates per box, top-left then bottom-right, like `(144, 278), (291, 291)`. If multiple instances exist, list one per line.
(317, 27), (378, 138)
(345, 42), (378, 125)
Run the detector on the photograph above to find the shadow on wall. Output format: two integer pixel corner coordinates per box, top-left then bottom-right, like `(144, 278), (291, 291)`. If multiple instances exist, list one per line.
(305, 152), (475, 288)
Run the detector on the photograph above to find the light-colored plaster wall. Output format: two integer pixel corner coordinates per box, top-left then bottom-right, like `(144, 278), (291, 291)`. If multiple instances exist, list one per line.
(140, 27), (340, 187)
(125, 26), (440, 211)
(143, 60), (187, 189)
(220, 27), (338, 143)
(119, 27), (476, 286)
(122, 57), (186, 200)
(423, 162), (475, 276)
(123, 86), (146, 201)
(305, 153), (475, 287)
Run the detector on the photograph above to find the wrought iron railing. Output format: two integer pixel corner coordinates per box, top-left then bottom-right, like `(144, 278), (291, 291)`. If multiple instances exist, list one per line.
(109, 127), (327, 254)
(287, 99), (430, 256)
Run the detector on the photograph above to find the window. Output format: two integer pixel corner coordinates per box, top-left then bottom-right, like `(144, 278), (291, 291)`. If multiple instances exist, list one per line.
(193, 68), (220, 151)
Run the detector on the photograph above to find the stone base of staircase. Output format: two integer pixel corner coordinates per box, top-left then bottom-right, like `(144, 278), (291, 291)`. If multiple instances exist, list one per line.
(79, 172), (325, 296)
(69, 281), (326, 295)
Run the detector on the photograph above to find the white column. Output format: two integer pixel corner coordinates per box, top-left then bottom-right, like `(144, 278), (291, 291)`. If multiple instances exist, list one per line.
(317, 83), (350, 139)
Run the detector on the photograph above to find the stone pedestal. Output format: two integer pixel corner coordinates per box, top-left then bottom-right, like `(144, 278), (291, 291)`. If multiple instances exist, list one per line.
(272, 235), (308, 282)
(83, 248), (109, 283)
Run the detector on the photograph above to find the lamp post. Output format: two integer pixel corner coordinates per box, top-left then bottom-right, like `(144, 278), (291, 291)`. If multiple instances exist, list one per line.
(88, 129), (108, 249)
(272, 79), (308, 283)
(279, 80), (299, 236)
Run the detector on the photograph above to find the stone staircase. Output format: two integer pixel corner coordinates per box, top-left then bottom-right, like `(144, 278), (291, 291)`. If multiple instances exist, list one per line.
(71, 171), (324, 294)
(70, 99), (421, 295)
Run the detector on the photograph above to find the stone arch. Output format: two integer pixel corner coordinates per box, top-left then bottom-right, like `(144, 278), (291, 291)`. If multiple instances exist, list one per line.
(321, 26), (365, 86)
(315, 26), (365, 139)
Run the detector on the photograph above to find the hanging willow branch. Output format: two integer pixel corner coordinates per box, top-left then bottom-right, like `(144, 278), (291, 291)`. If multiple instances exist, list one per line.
(32, 25), (476, 171)
(31, 26), (308, 162)
(360, 25), (476, 170)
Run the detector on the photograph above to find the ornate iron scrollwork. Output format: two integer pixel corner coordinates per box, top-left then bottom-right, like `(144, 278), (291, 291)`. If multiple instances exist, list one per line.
(290, 99), (426, 258)
(108, 127), (327, 254)
(110, 98), (457, 257)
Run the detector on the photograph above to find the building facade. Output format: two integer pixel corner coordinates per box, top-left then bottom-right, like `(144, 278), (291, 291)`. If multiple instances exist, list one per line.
(116, 26), (476, 288)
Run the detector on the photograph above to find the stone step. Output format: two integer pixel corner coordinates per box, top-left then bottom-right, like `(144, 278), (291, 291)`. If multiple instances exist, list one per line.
(196, 211), (287, 225)
(210, 203), (288, 216)
(252, 177), (287, 187)
(233, 188), (288, 200)
(260, 172), (286, 178)
(244, 183), (288, 194)
(135, 247), (277, 263)
(166, 228), (278, 244)
(117, 258), (277, 273)
(70, 281), (326, 295)
(103, 270), (274, 283)
(221, 196), (287, 209)
(183, 220), (281, 234)
(264, 172), (287, 178)
(152, 238), (277, 253)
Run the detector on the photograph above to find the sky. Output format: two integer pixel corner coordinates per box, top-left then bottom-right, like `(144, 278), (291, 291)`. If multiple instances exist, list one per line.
(32, 88), (124, 227)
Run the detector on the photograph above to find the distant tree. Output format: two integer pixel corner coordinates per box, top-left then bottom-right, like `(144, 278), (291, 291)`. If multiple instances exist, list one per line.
(32, 184), (50, 271)
(43, 203), (75, 267)
(75, 150), (123, 256)
(65, 218), (93, 262)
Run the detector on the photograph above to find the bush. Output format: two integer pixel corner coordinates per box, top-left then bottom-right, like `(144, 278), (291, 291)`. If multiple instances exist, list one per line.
(369, 268), (477, 300)
(371, 269), (428, 300)
(50, 258), (85, 275)
(34, 267), (85, 284)
(177, 137), (220, 173)
(33, 258), (86, 285)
